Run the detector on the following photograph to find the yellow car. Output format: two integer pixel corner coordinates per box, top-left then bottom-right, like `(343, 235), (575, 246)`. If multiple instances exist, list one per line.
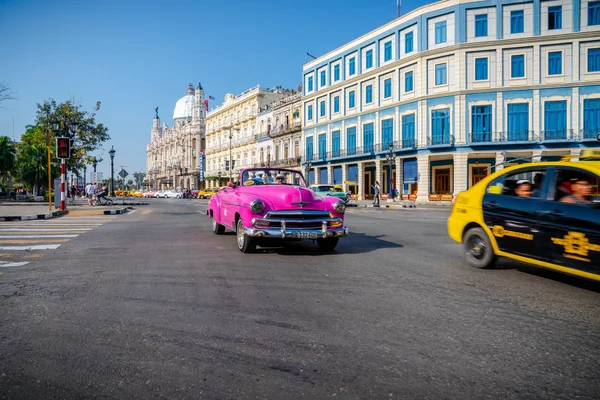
(448, 150), (600, 282)
(198, 187), (219, 199)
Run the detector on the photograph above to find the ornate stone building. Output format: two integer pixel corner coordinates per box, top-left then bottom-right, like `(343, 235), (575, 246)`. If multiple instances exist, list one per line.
(146, 83), (206, 190)
(204, 85), (285, 187)
(262, 92), (303, 170)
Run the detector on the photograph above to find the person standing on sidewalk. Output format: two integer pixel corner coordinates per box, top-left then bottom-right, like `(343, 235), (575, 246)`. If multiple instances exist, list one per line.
(372, 181), (380, 205)
(85, 182), (95, 206)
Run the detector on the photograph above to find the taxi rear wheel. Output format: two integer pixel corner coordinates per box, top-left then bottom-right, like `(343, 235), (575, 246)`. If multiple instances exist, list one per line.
(463, 227), (496, 269)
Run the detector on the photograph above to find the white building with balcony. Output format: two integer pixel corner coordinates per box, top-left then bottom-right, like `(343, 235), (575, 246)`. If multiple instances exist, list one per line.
(302, 0), (600, 202)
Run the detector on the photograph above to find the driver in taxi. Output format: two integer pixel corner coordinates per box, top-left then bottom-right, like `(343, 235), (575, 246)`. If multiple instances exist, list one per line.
(515, 180), (532, 198)
(275, 174), (285, 184)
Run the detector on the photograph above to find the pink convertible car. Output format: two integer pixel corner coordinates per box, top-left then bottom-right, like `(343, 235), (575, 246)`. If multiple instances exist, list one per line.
(207, 168), (348, 253)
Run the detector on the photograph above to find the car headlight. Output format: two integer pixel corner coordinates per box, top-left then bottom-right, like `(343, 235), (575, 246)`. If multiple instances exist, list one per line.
(334, 200), (346, 213)
(250, 200), (265, 215)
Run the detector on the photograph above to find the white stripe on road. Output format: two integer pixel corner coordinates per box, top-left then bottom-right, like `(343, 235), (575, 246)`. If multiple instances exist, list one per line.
(0, 228), (92, 231)
(0, 224), (103, 227)
(0, 244), (61, 250)
(0, 261), (30, 267)
(0, 235), (79, 238)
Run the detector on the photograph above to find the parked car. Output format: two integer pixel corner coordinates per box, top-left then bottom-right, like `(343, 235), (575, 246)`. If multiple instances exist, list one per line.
(155, 190), (167, 198)
(309, 184), (350, 203)
(207, 168), (348, 253)
(165, 190), (183, 199)
(448, 150), (600, 282)
(142, 190), (156, 198)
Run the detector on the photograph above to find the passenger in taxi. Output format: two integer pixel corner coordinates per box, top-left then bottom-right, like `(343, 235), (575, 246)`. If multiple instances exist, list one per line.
(559, 180), (592, 204)
(531, 174), (544, 197)
(515, 180), (532, 198)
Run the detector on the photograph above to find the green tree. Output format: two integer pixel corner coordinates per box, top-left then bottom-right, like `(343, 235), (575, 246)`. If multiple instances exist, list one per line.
(0, 136), (17, 187)
(133, 172), (146, 189)
(16, 126), (62, 193)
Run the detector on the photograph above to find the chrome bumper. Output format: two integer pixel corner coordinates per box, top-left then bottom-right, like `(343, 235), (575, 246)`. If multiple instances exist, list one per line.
(247, 218), (348, 239)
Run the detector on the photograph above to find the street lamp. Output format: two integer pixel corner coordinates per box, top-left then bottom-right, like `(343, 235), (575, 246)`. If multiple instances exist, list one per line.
(303, 160), (312, 184)
(218, 170), (222, 186)
(385, 143), (394, 202)
(109, 146), (116, 196)
(36, 153), (42, 196)
(83, 163), (87, 188)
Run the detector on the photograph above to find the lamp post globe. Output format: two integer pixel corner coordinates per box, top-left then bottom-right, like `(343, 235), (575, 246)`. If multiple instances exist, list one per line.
(109, 146), (116, 196)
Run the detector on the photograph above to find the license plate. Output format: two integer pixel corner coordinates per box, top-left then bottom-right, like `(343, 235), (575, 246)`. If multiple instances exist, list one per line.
(290, 231), (319, 239)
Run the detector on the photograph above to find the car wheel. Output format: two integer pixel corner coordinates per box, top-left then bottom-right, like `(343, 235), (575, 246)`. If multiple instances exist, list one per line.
(463, 227), (496, 269)
(236, 218), (256, 253)
(317, 237), (339, 251)
(212, 215), (225, 235)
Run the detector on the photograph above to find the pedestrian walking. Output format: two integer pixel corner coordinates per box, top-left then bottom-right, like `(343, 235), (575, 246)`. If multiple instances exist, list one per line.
(85, 182), (95, 206)
(372, 181), (380, 205)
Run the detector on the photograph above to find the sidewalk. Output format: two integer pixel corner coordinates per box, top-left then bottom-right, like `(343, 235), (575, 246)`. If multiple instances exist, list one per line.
(348, 199), (452, 209)
(0, 198), (137, 221)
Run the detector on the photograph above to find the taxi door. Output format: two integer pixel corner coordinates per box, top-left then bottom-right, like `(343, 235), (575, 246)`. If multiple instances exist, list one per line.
(536, 168), (600, 275)
(482, 167), (549, 262)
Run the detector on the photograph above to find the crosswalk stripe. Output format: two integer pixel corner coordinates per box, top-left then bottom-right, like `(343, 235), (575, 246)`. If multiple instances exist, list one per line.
(0, 228), (92, 231)
(0, 239), (70, 244)
(0, 223), (103, 227)
(0, 261), (30, 267)
(0, 232), (87, 235)
(0, 235), (79, 238)
(0, 244), (61, 250)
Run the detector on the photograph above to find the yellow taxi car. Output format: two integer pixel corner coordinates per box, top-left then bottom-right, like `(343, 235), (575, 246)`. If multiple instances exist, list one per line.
(448, 150), (600, 282)
(197, 187), (219, 199)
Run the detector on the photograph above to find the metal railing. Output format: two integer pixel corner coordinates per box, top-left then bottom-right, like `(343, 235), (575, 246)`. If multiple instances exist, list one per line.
(541, 129), (577, 141)
(427, 135), (455, 146)
(270, 122), (302, 138)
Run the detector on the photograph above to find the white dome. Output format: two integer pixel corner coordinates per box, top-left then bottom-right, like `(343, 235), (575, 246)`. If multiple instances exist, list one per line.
(173, 94), (194, 120)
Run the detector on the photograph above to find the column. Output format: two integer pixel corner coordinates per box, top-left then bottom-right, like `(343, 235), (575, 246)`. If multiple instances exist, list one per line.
(375, 158), (383, 188)
(327, 165), (334, 185)
(395, 157), (403, 196)
(532, 150), (543, 162)
(358, 161), (365, 200)
(416, 154), (430, 202)
(533, 89), (540, 140)
(456, 95), (466, 145)
(572, 87), (580, 137)
(453, 152), (468, 196)
(496, 92), (503, 137)
(495, 152), (505, 172)
(341, 163), (348, 191)
(314, 167), (320, 184)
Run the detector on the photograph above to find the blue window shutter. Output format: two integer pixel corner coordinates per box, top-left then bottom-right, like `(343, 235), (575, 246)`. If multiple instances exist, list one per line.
(511, 55), (525, 78)
(381, 119), (394, 147)
(318, 134), (327, 159)
(511, 10), (524, 33)
(548, 51), (562, 75)
(366, 85), (372, 103)
(431, 109), (450, 145)
(405, 31), (413, 53)
(544, 101), (567, 140)
(402, 114), (416, 147)
(320, 101), (325, 117)
(548, 6), (562, 30)
(475, 14), (488, 37)
(320, 71), (326, 87)
(308, 105), (313, 120)
(475, 58), (488, 80)
(349, 91), (355, 108)
(507, 103), (529, 141)
(363, 123), (374, 152)
(588, 48), (600, 72)
(471, 105), (492, 142)
(405, 71), (413, 92)
(384, 79), (392, 98)
(332, 130), (341, 157)
(334, 96), (340, 113)
(589, 2), (600, 25)
(584, 99), (600, 138)
(435, 21), (447, 44)
(435, 64), (447, 85)
(384, 41), (392, 61)
(349, 57), (355, 75)
(347, 127), (356, 155)
(308, 76), (313, 92)
(334, 65), (340, 81)
(306, 137), (313, 160)
(366, 50), (373, 69)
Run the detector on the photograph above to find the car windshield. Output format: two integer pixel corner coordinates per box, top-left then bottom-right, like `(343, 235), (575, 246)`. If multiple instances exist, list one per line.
(240, 169), (307, 187)
(314, 185), (335, 191)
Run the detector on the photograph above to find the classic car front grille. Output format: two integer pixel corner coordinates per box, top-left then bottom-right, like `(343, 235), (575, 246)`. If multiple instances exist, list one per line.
(254, 211), (335, 231)
(264, 211), (331, 220)
(268, 220), (324, 230)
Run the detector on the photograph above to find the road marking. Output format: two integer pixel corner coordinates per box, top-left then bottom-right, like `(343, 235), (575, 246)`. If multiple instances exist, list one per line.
(0, 223), (103, 227)
(0, 239), (70, 244)
(24, 254), (44, 258)
(0, 261), (29, 267)
(141, 210), (153, 214)
(0, 235), (79, 238)
(0, 231), (87, 235)
(0, 244), (61, 250)
(0, 253), (17, 257)
(0, 228), (92, 231)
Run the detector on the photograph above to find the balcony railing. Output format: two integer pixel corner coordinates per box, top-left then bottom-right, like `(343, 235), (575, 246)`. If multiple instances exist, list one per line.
(541, 129), (577, 141)
(427, 135), (455, 147)
(581, 129), (600, 140)
(270, 122), (302, 138)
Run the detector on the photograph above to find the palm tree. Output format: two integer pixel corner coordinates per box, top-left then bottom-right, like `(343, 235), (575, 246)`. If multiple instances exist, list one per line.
(0, 136), (16, 187)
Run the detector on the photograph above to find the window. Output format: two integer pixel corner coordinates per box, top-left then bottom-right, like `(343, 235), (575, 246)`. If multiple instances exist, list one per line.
(548, 6), (562, 30)
(333, 64), (340, 81)
(381, 119), (394, 148)
(507, 103), (529, 141)
(349, 91), (355, 108)
(475, 14), (488, 37)
(431, 109), (450, 145)
(320, 70), (326, 87)
(435, 21), (447, 44)
(583, 99), (600, 139)
(511, 55), (525, 78)
(349, 57), (356, 75)
(544, 101), (567, 140)
(366, 49), (373, 69)
(320, 101), (325, 117)
(548, 51), (562, 75)
(588, 48), (600, 72)
(486, 168), (547, 197)
(347, 127), (357, 155)
(332, 130), (341, 157)
(333, 96), (340, 113)
(365, 85), (373, 104)
(510, 10), (524, 33)
(475, 58), (488, 80)
(384, 78), (392, 98)
(363, 123), (374, 153)
(435, 63), (447, 85)
(384, 41), (392, 61)
(307, 76), (313, 92)
(318, 133), (327, 159)
(471, 105), (492, 142)
(405, 71), (414, 92)
(589, 1), (600, 25)
(402, 114), (416, 147)
(405, 31), (414, 53)
(305, 136), (313, 161)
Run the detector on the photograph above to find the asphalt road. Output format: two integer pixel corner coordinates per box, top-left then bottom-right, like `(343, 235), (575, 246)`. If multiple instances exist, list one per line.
(1, 200), (599, 399)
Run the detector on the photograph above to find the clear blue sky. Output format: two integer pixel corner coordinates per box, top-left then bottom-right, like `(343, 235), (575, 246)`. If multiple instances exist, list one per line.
(0, 0), (429, 177)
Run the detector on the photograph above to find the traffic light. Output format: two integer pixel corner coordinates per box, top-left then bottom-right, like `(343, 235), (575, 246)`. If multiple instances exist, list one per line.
(56, 137), (71, 159)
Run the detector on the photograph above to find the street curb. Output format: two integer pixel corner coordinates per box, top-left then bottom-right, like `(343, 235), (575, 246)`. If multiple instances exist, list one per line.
(0, 209), (69, 222)
(103, 208), (128, 215)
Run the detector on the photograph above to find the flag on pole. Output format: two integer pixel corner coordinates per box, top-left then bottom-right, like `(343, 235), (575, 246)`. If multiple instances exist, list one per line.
(208, 95), (215, 100)
(204, 99), (209, 111)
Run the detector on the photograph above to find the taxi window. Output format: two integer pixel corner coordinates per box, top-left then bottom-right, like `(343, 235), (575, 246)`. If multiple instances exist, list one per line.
(486, 168), (547, 197)
(554, 168), (599, 204)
